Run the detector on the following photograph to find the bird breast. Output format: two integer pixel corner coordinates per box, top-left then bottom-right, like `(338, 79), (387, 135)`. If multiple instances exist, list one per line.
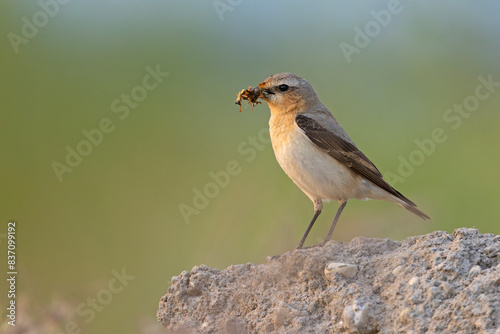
(269, 115), (361, 201)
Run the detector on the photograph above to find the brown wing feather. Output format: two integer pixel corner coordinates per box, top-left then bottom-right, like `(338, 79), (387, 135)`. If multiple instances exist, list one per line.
(295, 114), (416, 206)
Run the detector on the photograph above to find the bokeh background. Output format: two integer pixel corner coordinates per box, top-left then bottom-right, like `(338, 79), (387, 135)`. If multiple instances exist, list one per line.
(1, 1), (499, 333)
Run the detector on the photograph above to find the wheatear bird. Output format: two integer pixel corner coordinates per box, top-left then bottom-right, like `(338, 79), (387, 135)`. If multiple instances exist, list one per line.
(241, 73), (430, 249)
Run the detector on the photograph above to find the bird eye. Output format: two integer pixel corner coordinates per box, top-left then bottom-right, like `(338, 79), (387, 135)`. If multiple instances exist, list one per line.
(278, 84), (289, 92)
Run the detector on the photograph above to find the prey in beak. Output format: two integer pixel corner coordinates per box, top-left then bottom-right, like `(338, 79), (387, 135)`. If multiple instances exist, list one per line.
(235, 86), (262, 112)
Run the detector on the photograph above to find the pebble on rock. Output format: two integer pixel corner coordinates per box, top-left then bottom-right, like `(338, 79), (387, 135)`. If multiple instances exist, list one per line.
(325, 262), (358, 280)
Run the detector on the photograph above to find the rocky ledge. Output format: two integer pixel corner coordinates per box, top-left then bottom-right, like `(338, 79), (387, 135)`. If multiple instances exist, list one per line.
(158, 229), (499, 333)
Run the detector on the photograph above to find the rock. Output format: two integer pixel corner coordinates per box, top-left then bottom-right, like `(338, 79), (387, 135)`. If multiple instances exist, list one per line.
(325, 262), (358, 279)
(398, 307), (413, 324)
(392, 265), (404, 276)
(157, 228), (500, 333)
(342, 299), (377, 333)
(469, 264), (482, 278)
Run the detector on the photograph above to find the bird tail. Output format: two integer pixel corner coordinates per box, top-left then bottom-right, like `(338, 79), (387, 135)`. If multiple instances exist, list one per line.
(398, 202), (430, 220)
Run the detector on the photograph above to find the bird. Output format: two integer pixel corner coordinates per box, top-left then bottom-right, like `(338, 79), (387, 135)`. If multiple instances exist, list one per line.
(245, 72), (430, 249)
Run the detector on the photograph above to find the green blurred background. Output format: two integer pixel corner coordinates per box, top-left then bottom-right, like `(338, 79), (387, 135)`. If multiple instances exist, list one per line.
(1, 1), (499, 333)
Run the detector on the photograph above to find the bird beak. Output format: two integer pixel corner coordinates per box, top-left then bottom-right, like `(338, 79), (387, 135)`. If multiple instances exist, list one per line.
(262, 89), (275, 97)
(258, 82), (274, 100)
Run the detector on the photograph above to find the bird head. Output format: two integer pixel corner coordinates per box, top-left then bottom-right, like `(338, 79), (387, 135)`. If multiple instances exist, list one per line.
(257, 73), (320, 114)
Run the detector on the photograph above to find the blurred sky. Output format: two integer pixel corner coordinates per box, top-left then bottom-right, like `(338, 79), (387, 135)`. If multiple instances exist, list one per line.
(1, 1), (499, 333)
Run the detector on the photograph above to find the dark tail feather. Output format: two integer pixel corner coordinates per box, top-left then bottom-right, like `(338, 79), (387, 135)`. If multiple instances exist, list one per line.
(398, 202), (431, 220)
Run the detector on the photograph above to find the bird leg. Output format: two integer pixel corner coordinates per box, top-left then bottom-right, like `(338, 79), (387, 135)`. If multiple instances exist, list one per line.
(296, 199), (323, 249)
(296, 210), (321, 249)
(320, 201), (347, 247)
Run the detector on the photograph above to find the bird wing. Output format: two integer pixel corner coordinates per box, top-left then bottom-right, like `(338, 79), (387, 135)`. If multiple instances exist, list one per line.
(295, 114), (415, 206)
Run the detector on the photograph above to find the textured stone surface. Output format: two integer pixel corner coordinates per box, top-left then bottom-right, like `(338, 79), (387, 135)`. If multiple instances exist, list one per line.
(158, 229), (499, 333)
